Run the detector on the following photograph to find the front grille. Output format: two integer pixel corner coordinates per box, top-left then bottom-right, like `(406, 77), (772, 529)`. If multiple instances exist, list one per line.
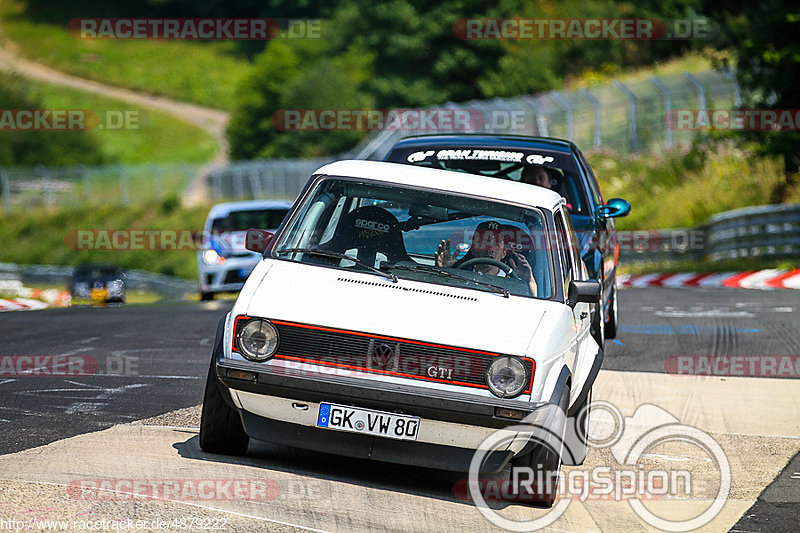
(224, 270), (247, 284)
(269, 319), (533, 392)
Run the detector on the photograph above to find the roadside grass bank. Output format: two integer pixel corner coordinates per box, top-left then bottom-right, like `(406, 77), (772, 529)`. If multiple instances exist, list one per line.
(0, 0), (249, 111)
(18, 75), (217, 165)
(618, 257), (798, 276)
(0, 197), (208, 280)
(591, 141), (800, 231)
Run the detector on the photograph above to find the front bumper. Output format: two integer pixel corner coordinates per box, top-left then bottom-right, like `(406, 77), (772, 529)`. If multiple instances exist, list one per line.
(198, 256), (260, 294)
(215, 355), (552, 472)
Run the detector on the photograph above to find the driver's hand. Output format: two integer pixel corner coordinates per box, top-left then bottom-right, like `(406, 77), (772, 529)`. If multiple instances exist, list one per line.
(506, 251), (538, 295)
(435, 239), (460, 267)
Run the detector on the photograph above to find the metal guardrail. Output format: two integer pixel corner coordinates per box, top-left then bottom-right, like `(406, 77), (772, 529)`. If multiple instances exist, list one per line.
(620, 203), (800, 263)
(706, 204), (800, 261)
(0, 263), (195, 300)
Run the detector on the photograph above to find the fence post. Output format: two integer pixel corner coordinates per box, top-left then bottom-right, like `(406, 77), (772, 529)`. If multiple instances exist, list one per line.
(521, 96), (545, 136)
(722, 70), (741, 107)
(1, 168), (10, 213)
(550, 91), (574, 140)
(684, 72), (706, 110)
(580, 89), (602, 150)
(151, 164), (162, 199)
(650, 76), (673, 150)
(78, 164), (91, 203)
(234, 167), (244, 199)
(118, 164), (129, 205)
(613, 79), (638, 152)
(38, 165), (54, 207)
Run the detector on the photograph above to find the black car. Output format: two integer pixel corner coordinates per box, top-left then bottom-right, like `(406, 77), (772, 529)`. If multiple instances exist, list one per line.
(68, 263), (126, 304)
(384, 134), (630, 345)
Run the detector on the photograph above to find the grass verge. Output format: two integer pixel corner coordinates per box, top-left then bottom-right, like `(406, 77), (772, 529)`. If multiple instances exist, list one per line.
(24, 77), (217, 165)
(590, 141), (800, 231)
(0, 0), (250, 111)
(0, 197), (209, 280)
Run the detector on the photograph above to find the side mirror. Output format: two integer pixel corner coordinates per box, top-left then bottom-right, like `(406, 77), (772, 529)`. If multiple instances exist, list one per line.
(567, 280), (601, 308)
(245, 229), (275, 253)
(598, 197), (631, 218)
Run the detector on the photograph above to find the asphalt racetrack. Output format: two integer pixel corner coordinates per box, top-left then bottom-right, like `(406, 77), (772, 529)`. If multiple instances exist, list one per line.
(0, 287), (798, 532)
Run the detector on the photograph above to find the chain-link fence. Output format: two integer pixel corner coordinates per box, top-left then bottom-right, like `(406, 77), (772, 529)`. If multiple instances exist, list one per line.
(208, 68), (740, 200)
(0, 163), (200, 213)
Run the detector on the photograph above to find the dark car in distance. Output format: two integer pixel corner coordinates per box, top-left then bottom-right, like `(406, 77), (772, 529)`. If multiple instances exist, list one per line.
(384, 134), (630, 346)
(68, 263), (126, 304)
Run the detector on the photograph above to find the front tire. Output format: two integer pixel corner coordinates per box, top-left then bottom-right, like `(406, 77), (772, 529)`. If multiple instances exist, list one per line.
(562, 388), (591, 466)
(509, 385), (569, 507)
(199, 358), (249, 455)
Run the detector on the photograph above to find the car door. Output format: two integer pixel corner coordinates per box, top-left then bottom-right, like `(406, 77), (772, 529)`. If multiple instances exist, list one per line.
(553, 209), (584, 374)
(557, 207), (601, 407)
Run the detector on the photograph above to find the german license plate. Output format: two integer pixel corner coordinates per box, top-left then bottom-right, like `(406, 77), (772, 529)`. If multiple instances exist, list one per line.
(317, 403), (420, 441)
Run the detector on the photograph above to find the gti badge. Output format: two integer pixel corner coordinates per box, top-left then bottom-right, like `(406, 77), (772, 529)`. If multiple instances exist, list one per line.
(427, 365), (453, 380)
(367, 340), (399, 371)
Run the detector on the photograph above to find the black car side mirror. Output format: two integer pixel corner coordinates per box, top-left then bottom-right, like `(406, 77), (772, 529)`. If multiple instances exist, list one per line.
(245, 229), (275, 253)
(567, 280), (601, 308)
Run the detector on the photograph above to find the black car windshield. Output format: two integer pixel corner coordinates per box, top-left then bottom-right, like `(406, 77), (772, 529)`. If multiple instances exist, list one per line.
(272, 177), (554, 299)
(211, 209), (288, 231)
(386, 146), (590, 216)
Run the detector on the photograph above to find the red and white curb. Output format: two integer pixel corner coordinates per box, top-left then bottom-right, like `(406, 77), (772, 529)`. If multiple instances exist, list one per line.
(0, 280), (71, 311)
(619, 269), (800, 289)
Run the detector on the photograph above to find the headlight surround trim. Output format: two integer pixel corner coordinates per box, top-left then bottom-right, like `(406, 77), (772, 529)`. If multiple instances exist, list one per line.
(234, 316), (279, 362)
(485, 355), (529, 399)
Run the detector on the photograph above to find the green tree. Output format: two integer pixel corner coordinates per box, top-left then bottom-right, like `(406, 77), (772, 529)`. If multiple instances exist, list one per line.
(702, 0), (800, 201)
(226, 37), (374, 159)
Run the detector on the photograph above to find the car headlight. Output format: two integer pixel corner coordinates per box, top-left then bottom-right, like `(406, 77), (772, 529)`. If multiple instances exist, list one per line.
(73, 282), (89, 298)
(237, 319), (279, 361)
(485, 356), (528, 398)
(203, 249), (226, 265)
(107, 280), (124, 295)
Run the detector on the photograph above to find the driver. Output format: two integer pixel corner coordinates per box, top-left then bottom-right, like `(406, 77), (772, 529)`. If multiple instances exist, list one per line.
(435, 220), (537, 295)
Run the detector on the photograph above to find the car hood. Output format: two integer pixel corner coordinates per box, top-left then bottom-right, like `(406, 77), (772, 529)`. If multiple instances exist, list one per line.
(240, 260), (555, 356)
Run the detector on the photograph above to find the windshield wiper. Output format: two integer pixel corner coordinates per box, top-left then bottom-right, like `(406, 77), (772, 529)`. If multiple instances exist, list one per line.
(275, 247), (397, 283)
(382, 263), (509, 298)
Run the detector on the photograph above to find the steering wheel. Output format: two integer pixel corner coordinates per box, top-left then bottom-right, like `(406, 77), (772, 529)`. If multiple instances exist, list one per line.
(457, 257), (520, 278)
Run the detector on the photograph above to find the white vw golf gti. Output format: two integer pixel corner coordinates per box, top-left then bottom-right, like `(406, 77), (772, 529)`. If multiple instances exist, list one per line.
(199, 160), (603, 506)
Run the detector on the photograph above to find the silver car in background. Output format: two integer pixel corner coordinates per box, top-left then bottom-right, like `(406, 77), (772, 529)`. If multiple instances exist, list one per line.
(198, 200), (292, 300)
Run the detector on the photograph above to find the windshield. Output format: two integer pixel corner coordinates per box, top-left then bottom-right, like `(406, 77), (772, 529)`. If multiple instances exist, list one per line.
(210, 208), (289, 231)
(385, 146), (590, 216)
(272, 177), (554, 299)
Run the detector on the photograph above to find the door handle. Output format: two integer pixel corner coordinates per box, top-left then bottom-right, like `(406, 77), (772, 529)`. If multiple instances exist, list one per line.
(580, 312), (589, 320)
